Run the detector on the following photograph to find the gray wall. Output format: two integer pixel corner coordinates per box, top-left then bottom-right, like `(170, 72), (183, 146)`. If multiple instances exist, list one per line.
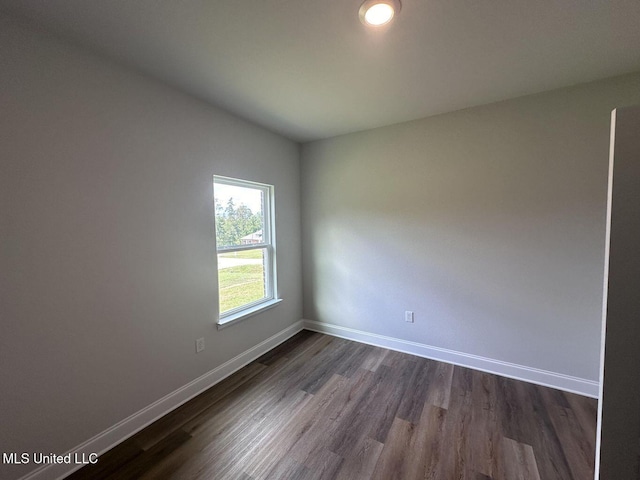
(301, 72), (640, 383)
(0, 16), (301, 480)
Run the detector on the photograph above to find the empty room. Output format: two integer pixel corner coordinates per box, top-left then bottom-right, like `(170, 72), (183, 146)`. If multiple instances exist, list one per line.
(2, 1), (640, 479)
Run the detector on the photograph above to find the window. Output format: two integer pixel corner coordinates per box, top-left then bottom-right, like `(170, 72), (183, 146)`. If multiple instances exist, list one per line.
(213, 176), (279, 326)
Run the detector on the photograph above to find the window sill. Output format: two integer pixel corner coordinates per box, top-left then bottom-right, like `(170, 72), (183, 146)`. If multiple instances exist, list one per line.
(216, 298), (283, 330)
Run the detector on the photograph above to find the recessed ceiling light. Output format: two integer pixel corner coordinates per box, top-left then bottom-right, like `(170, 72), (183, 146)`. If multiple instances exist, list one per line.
(359, 0), (401, 27)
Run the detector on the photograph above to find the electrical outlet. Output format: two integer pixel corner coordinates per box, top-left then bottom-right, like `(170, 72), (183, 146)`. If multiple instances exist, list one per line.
(196, 337), (205, 353)
(405, 311), (414, 323)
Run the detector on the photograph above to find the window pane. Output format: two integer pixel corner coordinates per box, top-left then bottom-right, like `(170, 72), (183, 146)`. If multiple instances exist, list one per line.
(214, 182), (265, 249)
(218, 248), (267, 314)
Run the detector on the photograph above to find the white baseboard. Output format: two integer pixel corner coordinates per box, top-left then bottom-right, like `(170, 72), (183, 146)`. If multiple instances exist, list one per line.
(303, 319), (599, 399)
(19, 320), (305, 480)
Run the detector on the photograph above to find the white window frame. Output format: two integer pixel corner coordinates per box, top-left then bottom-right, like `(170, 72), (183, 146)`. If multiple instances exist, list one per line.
(213, 175), (280, 328)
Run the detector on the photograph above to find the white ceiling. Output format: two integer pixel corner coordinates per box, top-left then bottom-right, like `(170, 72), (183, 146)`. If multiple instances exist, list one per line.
(2, 0), (640, 142)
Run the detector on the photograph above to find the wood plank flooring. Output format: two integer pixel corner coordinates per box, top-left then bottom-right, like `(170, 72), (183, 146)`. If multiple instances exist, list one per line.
(66, 331), (597, 480)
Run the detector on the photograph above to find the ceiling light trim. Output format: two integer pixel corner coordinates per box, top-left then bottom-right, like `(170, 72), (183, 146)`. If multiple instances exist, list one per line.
(359, 0), (402, 27)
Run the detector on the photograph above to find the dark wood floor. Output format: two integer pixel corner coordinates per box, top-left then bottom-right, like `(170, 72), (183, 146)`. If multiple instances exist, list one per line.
(67, 331), (597, 480)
